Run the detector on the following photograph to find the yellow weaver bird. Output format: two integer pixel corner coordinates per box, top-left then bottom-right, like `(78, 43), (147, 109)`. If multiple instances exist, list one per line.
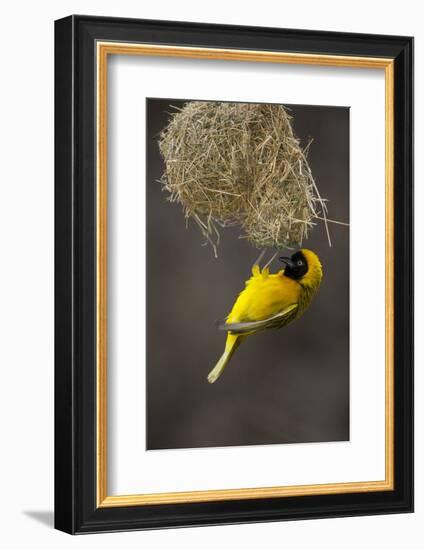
(207, 248), (323, 384)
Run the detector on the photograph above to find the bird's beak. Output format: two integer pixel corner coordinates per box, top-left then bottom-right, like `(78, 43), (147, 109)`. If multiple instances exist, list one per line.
(279, 256), (295, 269)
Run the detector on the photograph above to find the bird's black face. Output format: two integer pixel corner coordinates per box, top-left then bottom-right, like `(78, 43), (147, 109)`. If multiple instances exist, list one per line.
(279, 251), (308, 280)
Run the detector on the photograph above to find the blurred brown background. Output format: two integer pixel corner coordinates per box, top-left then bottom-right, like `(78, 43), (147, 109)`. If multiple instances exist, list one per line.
(146, 99), (349, 450)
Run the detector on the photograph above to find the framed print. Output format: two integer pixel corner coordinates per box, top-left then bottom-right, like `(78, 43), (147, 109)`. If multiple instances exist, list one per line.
(54, 15), (413, 534)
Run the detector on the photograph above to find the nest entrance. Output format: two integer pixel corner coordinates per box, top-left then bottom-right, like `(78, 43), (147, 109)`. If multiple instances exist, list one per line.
(158, 101), (328, 256)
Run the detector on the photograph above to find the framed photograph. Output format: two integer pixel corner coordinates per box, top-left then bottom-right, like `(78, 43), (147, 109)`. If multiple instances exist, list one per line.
(54, 15), (413, 534)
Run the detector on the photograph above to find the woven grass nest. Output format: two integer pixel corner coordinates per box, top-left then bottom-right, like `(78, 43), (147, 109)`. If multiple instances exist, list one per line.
(158, 101), (328, 256)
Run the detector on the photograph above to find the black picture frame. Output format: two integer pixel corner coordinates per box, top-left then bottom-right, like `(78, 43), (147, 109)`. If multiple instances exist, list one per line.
(55, 15), (413, 534)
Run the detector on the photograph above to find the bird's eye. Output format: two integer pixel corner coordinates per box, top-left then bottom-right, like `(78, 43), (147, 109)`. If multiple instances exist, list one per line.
(297, 260), (303, 266)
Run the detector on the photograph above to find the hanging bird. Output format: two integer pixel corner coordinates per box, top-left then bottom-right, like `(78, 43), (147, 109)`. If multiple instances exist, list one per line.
(207, 249), (323, 384)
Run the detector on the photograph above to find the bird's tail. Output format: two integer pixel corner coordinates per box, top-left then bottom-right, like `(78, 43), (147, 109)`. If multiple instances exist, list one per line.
(207, 335), (240, 384)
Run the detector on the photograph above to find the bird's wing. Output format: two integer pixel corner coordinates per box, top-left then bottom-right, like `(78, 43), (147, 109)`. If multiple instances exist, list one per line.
(218, 304), (298, 335)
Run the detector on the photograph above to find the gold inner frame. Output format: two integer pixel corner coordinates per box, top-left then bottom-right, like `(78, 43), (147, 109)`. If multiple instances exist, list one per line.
(96, 42), (395, 508)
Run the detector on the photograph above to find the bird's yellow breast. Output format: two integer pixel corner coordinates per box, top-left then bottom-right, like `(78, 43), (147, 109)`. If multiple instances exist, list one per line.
(227, 265), (301, 324)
